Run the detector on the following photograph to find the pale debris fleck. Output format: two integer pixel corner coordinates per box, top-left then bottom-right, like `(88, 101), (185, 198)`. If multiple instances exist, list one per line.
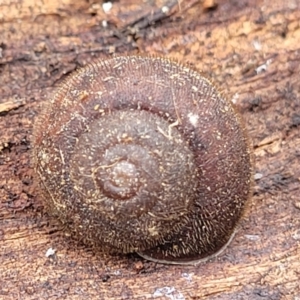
(181, 272), (193, 282)
(255, 59), (272, 74)
(292, 231), (300, 240)
(162, 6), (170, 13)
(113, 270), (121, 276)
(153, 286), (185, 300)
(45, 247), (56, 257)
(102, 2), (112, 13)
(252, 39), (262, 51)
(102, 20), (108, 28)
(254, 173), (263, 180)
(244, 234), (260, 241)
(231, 93), (239, 104)
(187, 112), (199, 127)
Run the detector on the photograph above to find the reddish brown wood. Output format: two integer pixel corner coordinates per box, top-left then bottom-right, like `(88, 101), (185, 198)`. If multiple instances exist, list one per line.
(0, 0), (299, 299)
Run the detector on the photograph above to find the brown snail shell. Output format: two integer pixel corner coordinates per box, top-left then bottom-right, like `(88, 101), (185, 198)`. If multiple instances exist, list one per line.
(32, 55), (252, 265)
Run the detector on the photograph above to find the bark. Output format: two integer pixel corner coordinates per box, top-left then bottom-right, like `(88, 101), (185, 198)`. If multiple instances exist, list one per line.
(0, 0), (299, 299)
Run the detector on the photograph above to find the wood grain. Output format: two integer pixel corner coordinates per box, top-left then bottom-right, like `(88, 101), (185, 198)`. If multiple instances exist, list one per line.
(0, 0), (299, 299)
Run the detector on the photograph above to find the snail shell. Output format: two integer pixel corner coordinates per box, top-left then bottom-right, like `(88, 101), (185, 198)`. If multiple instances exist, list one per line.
(33, 55), (252, 265)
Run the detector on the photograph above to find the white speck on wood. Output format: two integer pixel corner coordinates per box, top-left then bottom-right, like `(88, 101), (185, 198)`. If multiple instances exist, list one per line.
(153, 286), (185, 300)
(102, 2), (112, 13)
(45, 247), (56, 257)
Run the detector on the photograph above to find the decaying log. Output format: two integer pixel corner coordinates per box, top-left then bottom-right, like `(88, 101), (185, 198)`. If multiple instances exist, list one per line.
(0, 0), (299, 299)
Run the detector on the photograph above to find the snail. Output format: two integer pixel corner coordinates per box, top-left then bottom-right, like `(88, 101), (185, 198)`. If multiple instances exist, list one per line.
(32, 55), (253, 265)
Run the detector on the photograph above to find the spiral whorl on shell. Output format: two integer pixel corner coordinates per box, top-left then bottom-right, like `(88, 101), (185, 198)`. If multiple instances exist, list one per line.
(33, 56), (252, 264)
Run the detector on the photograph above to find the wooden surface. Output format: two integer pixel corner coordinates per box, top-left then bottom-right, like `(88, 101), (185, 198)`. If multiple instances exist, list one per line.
(1, 0), (300, 299)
